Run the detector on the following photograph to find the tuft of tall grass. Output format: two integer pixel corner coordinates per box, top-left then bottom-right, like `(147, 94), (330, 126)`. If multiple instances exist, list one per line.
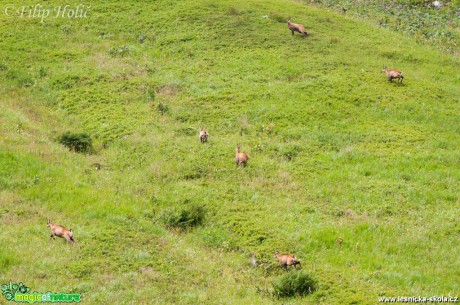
(159, 204), (206, 230)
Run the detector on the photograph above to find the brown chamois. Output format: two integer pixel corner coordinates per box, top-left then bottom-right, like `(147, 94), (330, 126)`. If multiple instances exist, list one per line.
(47, 219), (75, 243)
(287, 18), (308, 38)
(274, 250), (302, 270)
(199, 127), (209, 143)
(235, 145), (249, 166)
(382, 65), (404, 83)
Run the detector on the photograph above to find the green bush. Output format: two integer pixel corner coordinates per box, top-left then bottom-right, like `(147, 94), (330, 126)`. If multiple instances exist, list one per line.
(58, 132), (93, 153)
(157, 103), (169, 115)
(160, 204), (206, 230)
(272, 270), (317, 298)
(269, 12), (287, 23)
(228, 6), (240, 15)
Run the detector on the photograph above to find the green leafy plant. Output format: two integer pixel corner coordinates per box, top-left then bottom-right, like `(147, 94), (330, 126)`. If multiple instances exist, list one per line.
(272, 270), (317, 298)
(58, 132), (93, 153)
(157, 103), (169, 115)
(159, 204), (206, 230)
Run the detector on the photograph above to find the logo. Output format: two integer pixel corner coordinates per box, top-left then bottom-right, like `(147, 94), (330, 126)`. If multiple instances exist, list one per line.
(1, 281), (81, 303)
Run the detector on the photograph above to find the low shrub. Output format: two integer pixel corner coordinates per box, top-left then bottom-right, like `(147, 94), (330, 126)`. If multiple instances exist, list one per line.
(159, 204), (206, 230)
(58, 132), (93, 153)
(157, 103), (169, 115)
(272, 270), (317, 298)
(270, 12), (287, 23)
(228, 6), (240, 15)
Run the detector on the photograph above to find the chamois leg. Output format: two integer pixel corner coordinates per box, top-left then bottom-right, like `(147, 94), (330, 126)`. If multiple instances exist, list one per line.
(291, 30), (294, 35)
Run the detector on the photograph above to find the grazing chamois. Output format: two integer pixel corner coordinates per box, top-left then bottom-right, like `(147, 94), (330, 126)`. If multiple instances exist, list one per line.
(199, 127), (209, 143)
(274, 250), (302, 270)
(47, 219), (75, 243)
(382, 65), (404, 83)
(287, 18), (308, 38)
(235, 145), (249, 166)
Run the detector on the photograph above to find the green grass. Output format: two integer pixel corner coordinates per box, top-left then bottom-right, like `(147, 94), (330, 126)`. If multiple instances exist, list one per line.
(0, 0), (459, 304)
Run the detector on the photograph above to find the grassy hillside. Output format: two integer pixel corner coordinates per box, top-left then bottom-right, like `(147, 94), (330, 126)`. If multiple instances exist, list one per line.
(1, 0), (459, 304)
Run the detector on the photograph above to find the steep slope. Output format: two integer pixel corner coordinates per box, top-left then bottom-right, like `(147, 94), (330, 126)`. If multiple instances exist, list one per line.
(1, 0), (459, 304)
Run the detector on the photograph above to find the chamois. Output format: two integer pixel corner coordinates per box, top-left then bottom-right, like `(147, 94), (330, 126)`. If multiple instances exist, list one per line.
(199, 127), (209, 143)
(47, 219), (75, 243)
(274, 250), (302, 270)
(235, 145), (249, 166)
(287, 18), (308, 37)
(382, 65), (404, 83)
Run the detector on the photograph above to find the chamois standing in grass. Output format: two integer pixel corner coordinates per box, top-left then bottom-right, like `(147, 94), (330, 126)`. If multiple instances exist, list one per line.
(274, 250), (302, 270)
(287, 18), (308, 38)
(235, 145), (249, 167)
(199, 127), (209, 143)
(47, 219), (75, 243)
(382, 65), (404, 83)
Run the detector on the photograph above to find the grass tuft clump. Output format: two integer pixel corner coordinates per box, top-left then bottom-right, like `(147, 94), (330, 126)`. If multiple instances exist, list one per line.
(228, 6), (240, 15)
(0, 248), (20, 271)
(159, 204), (206, 230)
(157, 103), (169, 115)
(57, 132), (93, 153)
(107, 45), (132, 57)
(272, 270), (317, 298)
(269, 12), (287, 23)
(19, 76), (35, 88)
